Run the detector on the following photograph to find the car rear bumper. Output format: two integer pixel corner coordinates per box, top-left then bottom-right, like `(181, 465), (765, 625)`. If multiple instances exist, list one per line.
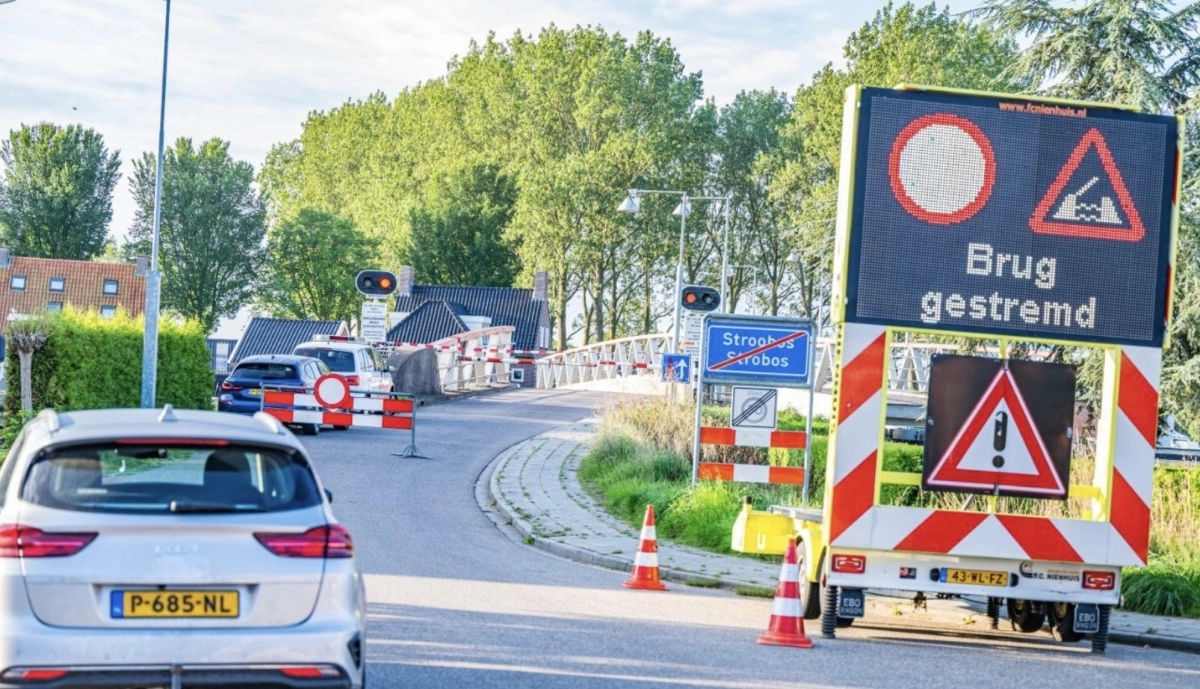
(0, 665), (353, 689)
(0, 567), (365, 689)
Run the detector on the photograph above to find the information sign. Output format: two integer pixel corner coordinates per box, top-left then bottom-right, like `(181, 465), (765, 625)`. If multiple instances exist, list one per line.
(842, 87), (1178, 346)
(702, 314), (814, 388)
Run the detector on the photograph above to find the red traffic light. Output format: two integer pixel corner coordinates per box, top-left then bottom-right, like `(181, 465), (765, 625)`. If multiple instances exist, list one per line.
(680, 285), (720, 312)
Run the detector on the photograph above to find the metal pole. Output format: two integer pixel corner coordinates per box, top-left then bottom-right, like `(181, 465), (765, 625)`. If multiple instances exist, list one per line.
(690, 337), (704, 489)
(803, 305), (818, 504)
(140, 0), (171, 409)
(720, 198), (730, 313)
(672, 193), (687, 354)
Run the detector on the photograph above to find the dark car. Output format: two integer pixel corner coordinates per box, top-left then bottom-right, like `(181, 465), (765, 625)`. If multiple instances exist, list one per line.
(217, 355), (329, 435)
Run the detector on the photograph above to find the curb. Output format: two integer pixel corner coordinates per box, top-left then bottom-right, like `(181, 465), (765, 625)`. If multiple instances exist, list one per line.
(482, 426), (1200, 653)
(483, 428), (766, 592)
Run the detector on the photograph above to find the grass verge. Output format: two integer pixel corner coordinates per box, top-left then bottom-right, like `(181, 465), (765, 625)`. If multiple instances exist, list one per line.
(579, 397), (1200, 619)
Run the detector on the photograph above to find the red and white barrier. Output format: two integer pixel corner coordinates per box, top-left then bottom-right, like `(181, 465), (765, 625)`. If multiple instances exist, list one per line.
(261, 374), (424, 457)
(699, 463), (805, 485)
(700, 427), (807, 449)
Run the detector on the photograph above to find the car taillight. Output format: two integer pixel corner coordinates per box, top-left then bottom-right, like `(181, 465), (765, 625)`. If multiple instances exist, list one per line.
(280, 666), (341, 679)
(219, 381), (241, 391)
(344, 375), (360, 386)
(1, 668), (70, 681)
(254, 525), (353, 559)
(1083, 570), (1117, 590)
(0, 525), (97, 558)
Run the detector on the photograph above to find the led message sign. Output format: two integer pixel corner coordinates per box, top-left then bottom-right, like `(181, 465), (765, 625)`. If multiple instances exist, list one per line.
(842, 87), (1179, 346)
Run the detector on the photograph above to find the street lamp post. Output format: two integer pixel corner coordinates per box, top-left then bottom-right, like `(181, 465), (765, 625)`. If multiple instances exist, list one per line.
(141, 0), (171, 408)
(617, 189), (730, 353)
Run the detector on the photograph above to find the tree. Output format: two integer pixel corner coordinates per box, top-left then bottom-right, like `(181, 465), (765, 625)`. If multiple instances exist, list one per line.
(714, 90), (792, 315)
(8, 316), (48, 414)
(404, 160), (519, 287)
(974, 0), (1200, 111)
(258, 207), (377, 326)
(127, 138), (266, 333)
(0, 123), (121, 260)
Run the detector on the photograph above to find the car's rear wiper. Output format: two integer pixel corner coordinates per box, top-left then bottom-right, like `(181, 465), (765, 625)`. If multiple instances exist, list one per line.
(169, 501), (261, 514)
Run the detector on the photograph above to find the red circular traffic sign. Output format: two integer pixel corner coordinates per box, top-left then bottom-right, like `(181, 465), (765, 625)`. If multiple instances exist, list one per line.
(313, 374), (352, 409)
(888, 113), (996, 225)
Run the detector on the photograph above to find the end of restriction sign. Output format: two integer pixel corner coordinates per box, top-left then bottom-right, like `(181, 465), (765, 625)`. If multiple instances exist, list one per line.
(702, 314), (815, 388)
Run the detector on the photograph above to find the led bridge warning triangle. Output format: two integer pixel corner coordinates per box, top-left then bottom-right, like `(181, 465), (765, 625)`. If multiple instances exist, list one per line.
(1029, 128), (1146, 242)
(922, 355), (1076, 499)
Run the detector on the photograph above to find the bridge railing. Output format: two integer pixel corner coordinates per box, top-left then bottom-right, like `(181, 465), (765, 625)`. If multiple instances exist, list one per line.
(378, 326), (521, 392)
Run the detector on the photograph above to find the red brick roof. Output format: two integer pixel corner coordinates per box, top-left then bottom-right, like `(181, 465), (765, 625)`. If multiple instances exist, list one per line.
(0, 255), (147, 333)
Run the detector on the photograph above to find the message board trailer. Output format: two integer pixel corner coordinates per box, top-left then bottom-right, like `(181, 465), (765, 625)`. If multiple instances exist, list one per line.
(730, 84), (1183, 654)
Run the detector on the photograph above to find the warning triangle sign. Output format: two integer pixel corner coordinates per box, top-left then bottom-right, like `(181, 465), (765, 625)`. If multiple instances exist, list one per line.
(926, 368), (1066, 496)
(1029, 128), (1145, 242)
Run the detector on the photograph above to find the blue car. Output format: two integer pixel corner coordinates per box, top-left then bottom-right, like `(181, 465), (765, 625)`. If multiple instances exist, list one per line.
(217, 354), (330, 435)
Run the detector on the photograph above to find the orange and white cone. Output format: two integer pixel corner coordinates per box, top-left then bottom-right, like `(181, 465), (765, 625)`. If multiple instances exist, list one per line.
(622, 504), (667, 591)
(757, 538), (814, 648)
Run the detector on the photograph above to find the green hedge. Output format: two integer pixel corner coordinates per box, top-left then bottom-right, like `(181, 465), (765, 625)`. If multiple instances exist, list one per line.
(3, 308), (213, 428)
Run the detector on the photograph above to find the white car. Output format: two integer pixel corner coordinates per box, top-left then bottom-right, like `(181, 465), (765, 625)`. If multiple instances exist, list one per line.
(293, 336), (393, 395)
(0, 407), (366, 688)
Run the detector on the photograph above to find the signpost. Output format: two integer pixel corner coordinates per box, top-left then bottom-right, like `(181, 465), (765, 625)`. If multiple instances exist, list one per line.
(360, 300), (388, 342)
(691, 313), (816, 490)
(702, 314), (814, 387)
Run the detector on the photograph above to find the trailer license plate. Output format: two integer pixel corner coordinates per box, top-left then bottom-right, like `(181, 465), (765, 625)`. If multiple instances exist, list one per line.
(941, 568), (1008, 587)
(112, 590), (239, 618)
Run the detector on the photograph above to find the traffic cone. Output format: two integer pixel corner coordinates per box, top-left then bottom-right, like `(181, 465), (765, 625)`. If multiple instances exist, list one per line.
(623, 504), (667, 591)
(757, 538), (814, 648)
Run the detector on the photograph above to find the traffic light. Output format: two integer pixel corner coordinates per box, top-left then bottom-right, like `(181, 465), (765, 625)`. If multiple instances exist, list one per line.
(680, 284), (721, 312)
(356, 270), (398, 297)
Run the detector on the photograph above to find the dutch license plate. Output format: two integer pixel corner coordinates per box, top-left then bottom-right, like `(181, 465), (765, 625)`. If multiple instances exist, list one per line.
(942, 568), (1009, 587)
(248, 388), (261, 396)
(111, 590), (239, 619)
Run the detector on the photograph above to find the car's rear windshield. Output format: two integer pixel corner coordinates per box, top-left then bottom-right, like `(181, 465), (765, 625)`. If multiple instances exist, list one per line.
(229, 362), (298, 381)
(22, 442), (322, 514)
(294, 348), (355, 373)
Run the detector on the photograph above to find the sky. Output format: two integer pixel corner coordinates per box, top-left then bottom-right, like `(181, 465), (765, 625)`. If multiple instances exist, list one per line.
(0, 0), (980, 337)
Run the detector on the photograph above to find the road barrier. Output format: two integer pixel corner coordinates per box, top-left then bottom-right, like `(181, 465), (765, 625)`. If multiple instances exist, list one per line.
(260, 373), (426, 458)
(696, 426), (808, 486)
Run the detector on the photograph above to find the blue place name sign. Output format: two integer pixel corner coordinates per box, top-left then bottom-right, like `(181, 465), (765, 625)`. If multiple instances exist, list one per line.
(702, 314), (815, 388)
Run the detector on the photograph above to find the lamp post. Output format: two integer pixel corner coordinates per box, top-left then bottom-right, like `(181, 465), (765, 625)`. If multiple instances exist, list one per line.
(617, 189), (731, 352)
(140, 0), (171, 408)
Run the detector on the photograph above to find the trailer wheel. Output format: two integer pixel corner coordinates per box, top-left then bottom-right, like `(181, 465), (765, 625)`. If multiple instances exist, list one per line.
(1048, 602), (1084, 643)
(797, 542), (822, 620)
(1005, 599), (1046, 633)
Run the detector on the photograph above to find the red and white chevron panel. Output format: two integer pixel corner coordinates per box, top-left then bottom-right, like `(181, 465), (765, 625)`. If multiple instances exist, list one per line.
(826, 323), (888, 545)
(826, 324), (1160, 567)
(264, 407), (413, 430)
(263, 391), (413, 414)
(699, 463), (805, 485)
(699, 427), (807, 449)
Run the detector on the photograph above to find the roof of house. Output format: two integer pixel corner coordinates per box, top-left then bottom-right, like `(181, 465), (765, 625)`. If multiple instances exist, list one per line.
(390, 285), (548, 350)
(229, 317), (348, 364)
(0, 255), (146, 333)
(386, 300), (468, 344)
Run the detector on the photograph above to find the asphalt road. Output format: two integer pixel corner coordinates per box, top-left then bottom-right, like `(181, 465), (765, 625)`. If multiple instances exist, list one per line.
(301, 387), (1200, 689)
